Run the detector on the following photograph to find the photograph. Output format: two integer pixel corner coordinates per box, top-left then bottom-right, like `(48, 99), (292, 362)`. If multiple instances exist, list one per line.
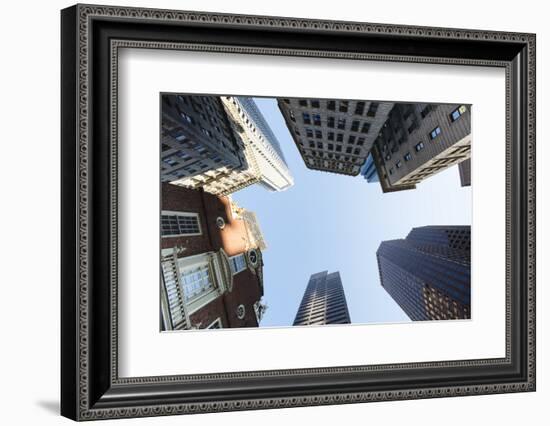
(159, 94), (472, 331)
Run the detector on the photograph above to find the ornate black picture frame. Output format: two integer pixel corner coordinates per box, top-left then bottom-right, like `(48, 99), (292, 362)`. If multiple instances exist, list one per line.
(61, 3), (536, 421)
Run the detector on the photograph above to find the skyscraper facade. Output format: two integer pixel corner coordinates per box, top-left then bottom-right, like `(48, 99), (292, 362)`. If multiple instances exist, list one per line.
(222, 96), (294, 191)
(278, 98), (393, 176)
(162, 95), (293, 196)
(377, 226), (471, 321)
(371, 103), (471, 192)
(360, 154), (379, 183)
(293, 271), (351, 326)
(458, 158), (472, 187)
(161, 94), (247, 189)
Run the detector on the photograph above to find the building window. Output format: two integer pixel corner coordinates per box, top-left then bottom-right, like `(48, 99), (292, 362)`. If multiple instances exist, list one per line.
(404, 152), (412, 161)
(317, 142), (323, 149)
(302, 112), (311, 124)
(206, 318), (223, 329)
(361, 122), (370, 133)
(306, 128), (313, 138)
(396, 160), (402, 169)
(337, 118), (346, 130)
(388, 167), (394, 175)
(328, 143), (334, 151)
(313, 114), (321, 126)
(180, 263), (214, 302)
(336, 133), (344, 142)
(355, 101), (365, 115)
(357, 137), (365, 146)
(348, 135), (356, 144)
(229, 254), (247, 275)
(415, 141), (425, 151)
(351, 120), (360, 131)
(299, 99), (308, 107)
(429, 126), (442, 140)
(408, 121), (418, 134)
(336, 145), (342, 152)
(328, 132), (335, 141)
(327, 117), (335, 128)
(450, 105), (467, 122)
(315, 130), (322, 139)
(327, 100), (336, 111)
(179, 111), (194, 124)
(421, 105), (433, 118)
(367, 102), (379, 117)
(339, 101), (349, 112)
(309, 141), (315, 148)
(311, 99), (320, 108)
(161, 212), (201, 237)
(289, 110), (296, 122)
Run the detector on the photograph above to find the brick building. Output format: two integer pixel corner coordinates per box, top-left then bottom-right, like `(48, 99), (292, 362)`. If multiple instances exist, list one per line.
(160, 182), (267, 331)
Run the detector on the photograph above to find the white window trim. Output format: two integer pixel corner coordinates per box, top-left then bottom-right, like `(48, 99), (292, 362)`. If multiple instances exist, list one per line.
(206, 318), (223, 329)
(161, 210), (202, 238)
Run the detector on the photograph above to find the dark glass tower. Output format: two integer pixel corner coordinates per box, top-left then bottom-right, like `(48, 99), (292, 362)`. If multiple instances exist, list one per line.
(377, 226), (471, 321)
(293, 271), (351, 326)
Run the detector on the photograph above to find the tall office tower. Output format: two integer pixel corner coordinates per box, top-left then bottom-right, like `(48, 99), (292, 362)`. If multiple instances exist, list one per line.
(162, 95), (293, 196)
(371, 103), (471, 192)
(360, 154), (379, 183)
(377, 226), (471, 321)
(222, 97), (294, 191)
(293, 271), (351, 326)
(161, 94), (249, 192)
(278, 98), (393, 176)
(458, 158), (471, 187)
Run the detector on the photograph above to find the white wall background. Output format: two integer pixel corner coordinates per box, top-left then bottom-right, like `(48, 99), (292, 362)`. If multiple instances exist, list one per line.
(0, 0), (546, 425)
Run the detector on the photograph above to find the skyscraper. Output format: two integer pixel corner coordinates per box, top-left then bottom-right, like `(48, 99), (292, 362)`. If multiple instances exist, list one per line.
(162, 95), (293, 196)
(360, 154), (379, 183)
(370, 103), (471, 192)
(458, 158), (471, 187)
(377, 226), (471, 321)
(278, 98), (393, 176)
(222, 96), (294, 191)
(161, 94), (247, 187)
(293, 271), (351, 326)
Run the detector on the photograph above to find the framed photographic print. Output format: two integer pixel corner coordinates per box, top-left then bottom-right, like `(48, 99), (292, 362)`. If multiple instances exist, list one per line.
(61, 3), (536, 421)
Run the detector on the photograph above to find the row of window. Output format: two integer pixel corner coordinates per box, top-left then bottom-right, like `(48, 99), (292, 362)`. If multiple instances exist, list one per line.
(299, 114), (372, 133)
(301, 129), (367, 146)
(284, 98), (380, 117)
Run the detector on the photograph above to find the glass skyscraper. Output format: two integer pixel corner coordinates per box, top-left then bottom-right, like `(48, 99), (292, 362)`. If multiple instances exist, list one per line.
(377, 226), (471, 321)
(293, 271), (351, 326)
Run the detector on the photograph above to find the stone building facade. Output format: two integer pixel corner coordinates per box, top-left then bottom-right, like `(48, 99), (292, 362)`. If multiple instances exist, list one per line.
(162, 94), (293, 196)
(160, 183), (267, 331)
(371, 103), (471, 192)
(278, 97), (393, 176)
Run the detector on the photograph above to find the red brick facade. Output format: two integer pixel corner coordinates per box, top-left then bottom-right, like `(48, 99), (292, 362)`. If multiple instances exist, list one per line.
(161, 182), (264, 329)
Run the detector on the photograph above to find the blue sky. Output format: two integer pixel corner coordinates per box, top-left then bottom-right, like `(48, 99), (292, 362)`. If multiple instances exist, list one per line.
(232, 98), (472, 327)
